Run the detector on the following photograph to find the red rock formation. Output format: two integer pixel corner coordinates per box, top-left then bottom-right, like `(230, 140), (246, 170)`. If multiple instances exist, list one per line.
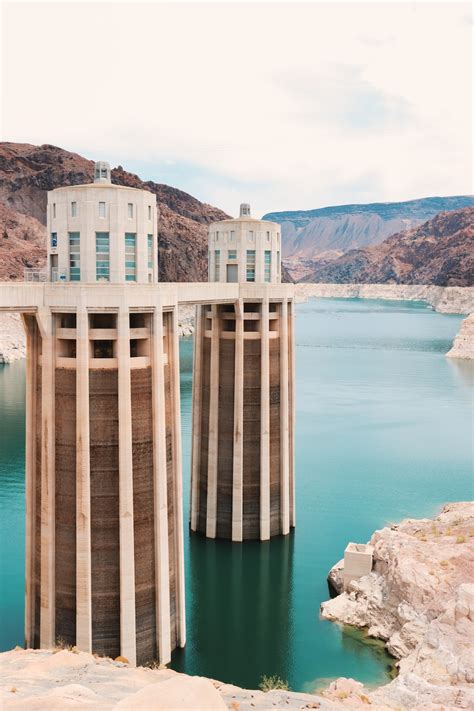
(304, 208), (474, 287)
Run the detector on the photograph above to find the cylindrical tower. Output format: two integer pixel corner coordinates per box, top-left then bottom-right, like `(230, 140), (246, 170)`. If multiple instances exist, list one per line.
(190, 205), (295, 541)
(47, 162), (158, 284)
(23, 164), (185, 667)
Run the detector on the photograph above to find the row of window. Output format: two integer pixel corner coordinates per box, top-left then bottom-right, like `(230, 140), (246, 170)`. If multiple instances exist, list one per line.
(213, 230), (280, 243)
(65, 231), (154, 281)
(213, 249), (273, 283)
(52, 202), (154, 220)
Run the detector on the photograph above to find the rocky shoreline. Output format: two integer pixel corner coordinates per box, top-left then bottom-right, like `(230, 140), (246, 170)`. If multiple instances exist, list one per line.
(321, 502), (474, 709)
(294, 283), (474, 314)
(446, 313), (474, 360)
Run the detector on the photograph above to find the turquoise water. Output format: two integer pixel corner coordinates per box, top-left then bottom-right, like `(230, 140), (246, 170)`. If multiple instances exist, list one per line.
(0, 298), (472, 692)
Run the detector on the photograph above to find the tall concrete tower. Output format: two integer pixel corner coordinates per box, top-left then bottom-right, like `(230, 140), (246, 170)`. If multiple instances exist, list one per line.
(23, 163), (185, 666)
(190, 205), (295, 541)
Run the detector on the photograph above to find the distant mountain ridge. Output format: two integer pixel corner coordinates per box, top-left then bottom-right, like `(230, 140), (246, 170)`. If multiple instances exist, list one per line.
(303, 207), (474, 287)
(264, 196), (474, 261)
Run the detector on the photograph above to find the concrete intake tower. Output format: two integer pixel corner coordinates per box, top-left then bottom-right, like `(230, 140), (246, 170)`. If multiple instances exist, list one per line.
(22, 163), (185, 666)
(190, 204), (295, 541)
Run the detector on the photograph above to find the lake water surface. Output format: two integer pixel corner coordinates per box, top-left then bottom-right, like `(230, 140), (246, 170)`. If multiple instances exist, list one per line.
(0, 298), (472, 692)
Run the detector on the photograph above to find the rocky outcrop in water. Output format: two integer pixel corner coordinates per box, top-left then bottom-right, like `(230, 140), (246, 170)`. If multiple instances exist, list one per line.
(446, 313), (474, 360)
(321, 502), (474, 709)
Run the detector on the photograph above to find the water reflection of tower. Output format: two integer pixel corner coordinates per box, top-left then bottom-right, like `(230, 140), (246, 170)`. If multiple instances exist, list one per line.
(180, 533), (294, 687)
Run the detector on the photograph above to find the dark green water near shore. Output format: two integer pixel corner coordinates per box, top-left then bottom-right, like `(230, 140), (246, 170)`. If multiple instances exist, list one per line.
(1, 298), (472, 692)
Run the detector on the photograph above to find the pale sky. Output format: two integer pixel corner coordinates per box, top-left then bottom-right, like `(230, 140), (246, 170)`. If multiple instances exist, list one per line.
(1, 1), (472, 217)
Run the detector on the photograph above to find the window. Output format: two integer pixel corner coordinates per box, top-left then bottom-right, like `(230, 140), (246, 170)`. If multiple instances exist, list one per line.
(51, 232), (57, 249)
(277, 251), (280, 274)
(214, 250), (220, 281)
(148, 205), (152, 220)
(266, 231), (270, 241)
(98, 201), (106, 218)
(125, 232), (136, 281)
(96, 232), (110, 281)
(228, 249), (237, 260)
(101, 168), (107, 178)
(230, 230), (235, 241)
(216, 231), (219, 242)
(127, 203), (134, 219)
(71, 201), (77, 217)
(264, 250), (272, 282)
(69, 232), (80, 281)
(52, 204), (56, 219)
(147, 234), (153, 270)
(246, 250), (256, 282)
(248, 230), (254, 242)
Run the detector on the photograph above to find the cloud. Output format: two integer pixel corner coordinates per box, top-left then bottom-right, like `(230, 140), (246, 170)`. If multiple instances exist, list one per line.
(1, 1), (472, 216)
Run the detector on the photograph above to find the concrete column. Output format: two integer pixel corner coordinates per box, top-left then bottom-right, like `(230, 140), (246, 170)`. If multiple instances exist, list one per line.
(37, 308), (56, 648)
(289, 300), (296, 528)
(117, 306), (137, 665)
(190, 305), (203, 532)
(168, 307), (186, 648)
(280, 299), (290, 535)
(151, 306), (171, 664)
(22, 314), (37, 648)
(260, 298), (270, 541)
(232, 299), (244, 542)
(75, 307), (92, 652)
(206, 305), (220, 539)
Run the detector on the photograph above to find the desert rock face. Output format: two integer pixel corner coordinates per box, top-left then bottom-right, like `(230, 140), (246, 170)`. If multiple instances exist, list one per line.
(446, 313), (474, 359)
(321, 502), (474, 709)
(302, 208), (474, 287)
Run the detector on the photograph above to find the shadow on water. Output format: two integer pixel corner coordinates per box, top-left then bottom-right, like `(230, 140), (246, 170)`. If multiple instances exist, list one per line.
(172, 532), (295, 689)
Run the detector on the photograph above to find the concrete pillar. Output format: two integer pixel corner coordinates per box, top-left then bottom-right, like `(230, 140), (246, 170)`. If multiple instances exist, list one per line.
(206, 305), (220, 539)
(75, 307), (92, 652)
(232, 299), (244, 542)
(289, 300), (296, 528)
(37, 308), (56, 648)
(260, 298), (270, 541)
(151, 306), (171, 664)
(117, 306), (137, 665)
(168, 307), (186, 648)
(22, 314), (37, 648)
(280, 299), (290, 535)
(190, 305), (203, 532)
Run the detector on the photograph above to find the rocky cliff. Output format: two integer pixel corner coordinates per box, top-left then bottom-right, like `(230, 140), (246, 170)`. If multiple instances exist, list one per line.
(0, 142), (229, 282)
(321, 502), (474, 710)
(264, 196), (474, 264)
(302, 208), (474, 287)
